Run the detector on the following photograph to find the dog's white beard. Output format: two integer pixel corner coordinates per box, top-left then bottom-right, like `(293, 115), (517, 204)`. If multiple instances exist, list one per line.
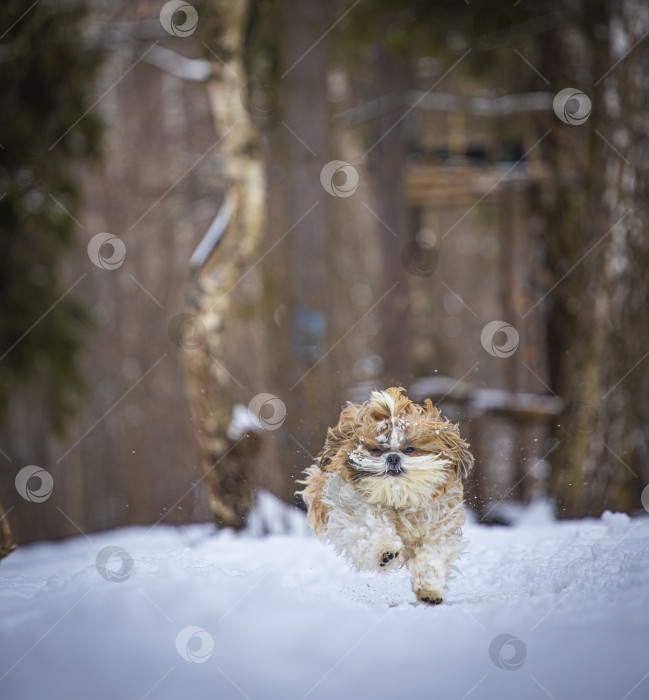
(357, 455), (452, 509)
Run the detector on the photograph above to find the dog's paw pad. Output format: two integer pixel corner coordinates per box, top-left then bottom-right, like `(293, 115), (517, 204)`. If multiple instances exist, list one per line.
(420, 595), (443, 605)
(379, 551), (399, 567)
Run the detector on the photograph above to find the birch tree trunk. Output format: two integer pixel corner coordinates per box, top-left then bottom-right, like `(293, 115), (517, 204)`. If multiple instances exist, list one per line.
(181, 0), (266, 529)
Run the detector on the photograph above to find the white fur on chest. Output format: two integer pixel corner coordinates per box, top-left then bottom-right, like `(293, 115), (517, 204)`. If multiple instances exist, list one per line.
(320, 473), (466, 572)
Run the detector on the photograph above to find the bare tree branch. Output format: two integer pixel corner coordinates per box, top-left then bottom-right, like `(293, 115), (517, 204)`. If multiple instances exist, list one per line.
(142, 44), (212, 82)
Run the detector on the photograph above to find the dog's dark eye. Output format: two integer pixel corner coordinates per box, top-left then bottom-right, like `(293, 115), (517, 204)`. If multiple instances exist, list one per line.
(403, 447), (414, 454)
(372, 447), (383, 455)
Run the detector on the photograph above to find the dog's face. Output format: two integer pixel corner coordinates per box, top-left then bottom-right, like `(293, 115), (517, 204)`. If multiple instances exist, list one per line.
(319, 387), (473, 508)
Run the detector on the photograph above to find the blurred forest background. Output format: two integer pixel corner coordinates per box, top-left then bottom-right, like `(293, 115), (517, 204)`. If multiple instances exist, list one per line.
(1, 0), (648, 546)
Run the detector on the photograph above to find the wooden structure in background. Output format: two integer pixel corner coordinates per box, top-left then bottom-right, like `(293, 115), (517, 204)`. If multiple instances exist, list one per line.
(405, 161), (551, 207)
(394, 95), (558, 516)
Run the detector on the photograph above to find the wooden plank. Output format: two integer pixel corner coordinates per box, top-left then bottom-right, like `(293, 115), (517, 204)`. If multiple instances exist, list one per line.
(405, 161), (552, 206)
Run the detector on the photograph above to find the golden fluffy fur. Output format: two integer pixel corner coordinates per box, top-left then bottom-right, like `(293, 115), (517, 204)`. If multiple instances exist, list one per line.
(298, 387), (474, 604)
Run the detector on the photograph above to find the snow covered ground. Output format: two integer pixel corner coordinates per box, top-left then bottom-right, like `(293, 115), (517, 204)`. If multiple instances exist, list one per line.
(1, 497), (649, 700)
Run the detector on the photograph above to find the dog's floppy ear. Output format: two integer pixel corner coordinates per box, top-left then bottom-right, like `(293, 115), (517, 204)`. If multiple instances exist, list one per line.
(318, 402), (359, 471)
(444, 430), (474, 480)
(423, 398), (474, 479)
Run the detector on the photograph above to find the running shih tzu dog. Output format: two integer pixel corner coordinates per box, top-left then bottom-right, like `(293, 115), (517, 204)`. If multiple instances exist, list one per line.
(298, 387), (473, 604)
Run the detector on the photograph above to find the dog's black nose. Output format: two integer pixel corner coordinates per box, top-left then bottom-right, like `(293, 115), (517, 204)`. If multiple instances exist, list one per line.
(386, 453), (401, 474)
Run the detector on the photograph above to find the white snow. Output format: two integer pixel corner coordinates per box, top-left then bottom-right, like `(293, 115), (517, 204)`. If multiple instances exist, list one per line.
(226, 403), (265, 441)
(1, 498), (648, 700)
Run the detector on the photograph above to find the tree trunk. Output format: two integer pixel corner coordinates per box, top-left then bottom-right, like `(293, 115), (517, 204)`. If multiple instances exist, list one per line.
(543, 0), (649, 516)
(263, 0), (338, 502)
(181, 0), (266, 529)
(369, 46), (412, 385)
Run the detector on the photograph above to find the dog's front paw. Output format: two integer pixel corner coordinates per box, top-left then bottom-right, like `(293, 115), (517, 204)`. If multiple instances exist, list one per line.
(416, 590), (444, 605)
(379, 551), (399, 568)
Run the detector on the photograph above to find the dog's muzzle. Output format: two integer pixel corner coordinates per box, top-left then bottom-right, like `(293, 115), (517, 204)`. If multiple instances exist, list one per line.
(386, 453), (402, 475)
